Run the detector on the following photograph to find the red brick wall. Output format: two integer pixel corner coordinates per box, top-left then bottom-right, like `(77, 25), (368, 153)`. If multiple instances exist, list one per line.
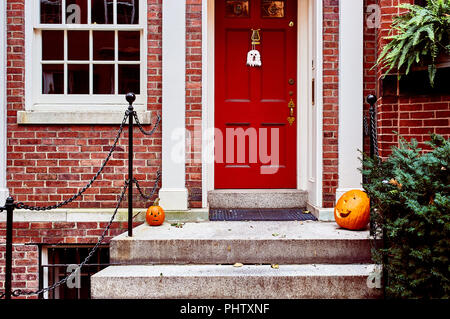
(185, 0), (203, 208)
(0, 221), (141, 299)
(376, 0), (450, 157)
(0, 245), (38, 299)
(322, 0), (339, 208)
(6, 0), (162, 209)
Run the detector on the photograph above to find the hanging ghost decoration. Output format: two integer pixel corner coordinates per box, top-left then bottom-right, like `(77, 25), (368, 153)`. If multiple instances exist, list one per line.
(247, 50), (262, 67)
(247, 29), (262, 67)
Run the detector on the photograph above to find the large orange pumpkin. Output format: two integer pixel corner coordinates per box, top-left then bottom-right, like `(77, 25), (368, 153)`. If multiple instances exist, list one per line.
(334, 190), (370, 230)
(146, 198), (165, 226)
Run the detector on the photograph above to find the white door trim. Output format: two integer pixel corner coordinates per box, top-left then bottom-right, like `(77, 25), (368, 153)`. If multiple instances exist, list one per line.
(336, 0), (364, 201)
(0, 0), (8, 205)
(202, 0), (323, 209)
(159, 0), (188, 211)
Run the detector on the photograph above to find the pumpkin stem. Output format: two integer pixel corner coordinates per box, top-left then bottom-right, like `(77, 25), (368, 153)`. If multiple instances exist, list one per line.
(153, 197), (160, 206)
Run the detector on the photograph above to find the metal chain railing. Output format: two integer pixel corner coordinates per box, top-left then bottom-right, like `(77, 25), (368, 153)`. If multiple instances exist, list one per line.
(133, 112), (161, 137)
(134, 170), (161, 201)
(14, 111), (130, 211)
(0, 94), (163, 299)
(7, 180), (130, 298)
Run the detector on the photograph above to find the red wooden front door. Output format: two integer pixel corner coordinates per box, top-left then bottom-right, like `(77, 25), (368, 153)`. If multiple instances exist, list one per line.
(215, 0), (297, 189)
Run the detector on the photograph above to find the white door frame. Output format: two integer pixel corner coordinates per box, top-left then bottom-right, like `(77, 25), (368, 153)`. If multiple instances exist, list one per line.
(202, 0), (323, 209)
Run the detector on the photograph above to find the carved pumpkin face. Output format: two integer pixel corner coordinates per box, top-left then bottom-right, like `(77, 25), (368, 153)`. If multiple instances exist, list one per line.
(334, 190), (370, 230)
(146, 199), (165, 226)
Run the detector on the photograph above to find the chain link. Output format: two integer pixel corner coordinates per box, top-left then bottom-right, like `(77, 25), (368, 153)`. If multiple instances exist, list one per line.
(14, 111), (129, 211)
(133, 112), (161, 137)
(6, 180), (130, 298)
(133, 170), (161, 201)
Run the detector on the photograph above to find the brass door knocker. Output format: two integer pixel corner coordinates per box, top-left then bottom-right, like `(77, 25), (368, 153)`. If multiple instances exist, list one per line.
(247, 29), (262, 67)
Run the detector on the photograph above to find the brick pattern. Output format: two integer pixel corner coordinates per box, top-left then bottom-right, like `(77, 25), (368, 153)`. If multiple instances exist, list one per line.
(185, 0), (203, 208)
(6, 0), (162, 209)
(376, 0), (450, 157)
(322, 0), (339, 208)
(0, 221), (142, 299)
(0, 245), (39, 299)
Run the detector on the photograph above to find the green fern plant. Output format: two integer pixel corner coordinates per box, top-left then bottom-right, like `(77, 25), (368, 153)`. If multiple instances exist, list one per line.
(376, 0), (450, 87)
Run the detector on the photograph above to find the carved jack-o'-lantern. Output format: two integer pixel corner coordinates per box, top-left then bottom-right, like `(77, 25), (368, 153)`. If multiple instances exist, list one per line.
(334, 190), (370, 230)
(146, 198), (165, 226)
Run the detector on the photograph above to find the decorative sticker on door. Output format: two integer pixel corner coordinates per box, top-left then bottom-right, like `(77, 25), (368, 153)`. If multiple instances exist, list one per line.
(225, 0), (249, 18)
(261, 0), (285, 18)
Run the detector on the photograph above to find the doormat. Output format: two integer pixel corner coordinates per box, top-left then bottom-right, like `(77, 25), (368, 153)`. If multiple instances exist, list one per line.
(209, 209), (318, 221)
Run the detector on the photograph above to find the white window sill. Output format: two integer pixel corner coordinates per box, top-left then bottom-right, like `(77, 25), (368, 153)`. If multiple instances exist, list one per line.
(17, 110), (153, 124)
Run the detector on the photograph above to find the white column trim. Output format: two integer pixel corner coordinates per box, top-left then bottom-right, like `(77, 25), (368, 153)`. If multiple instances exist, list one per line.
(337, 0), (364, 202)
(0, 0), (8, 205)
(159, 0), (188, 211)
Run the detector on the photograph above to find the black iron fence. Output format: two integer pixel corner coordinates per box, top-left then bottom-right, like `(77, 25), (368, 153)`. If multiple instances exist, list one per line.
(0, 93), (160, 299)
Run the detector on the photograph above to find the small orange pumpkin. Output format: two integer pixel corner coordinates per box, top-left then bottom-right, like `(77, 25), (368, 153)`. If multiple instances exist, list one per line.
(334, 190), (370, 230)
(146, 198), (165, 226)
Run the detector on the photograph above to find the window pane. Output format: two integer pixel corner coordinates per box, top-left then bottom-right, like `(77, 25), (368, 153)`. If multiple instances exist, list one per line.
(93, 64), (115, 94)
(91, 0), (114, 24)
(93, 31), (115, 61)
(42, 30), (64, 61)
(225, 1), (249, 18)
(68, 64), (89, 94)
(119, 64), (140, 94)
(68, 31), (89, 60)
(118, 31), (140, 61)
(117, 0), (139, 24)
(66, 0), (88, 24)
(41, 0), (62, 24)
(261, 1), (285, 18)
(42, 64), (64, 94)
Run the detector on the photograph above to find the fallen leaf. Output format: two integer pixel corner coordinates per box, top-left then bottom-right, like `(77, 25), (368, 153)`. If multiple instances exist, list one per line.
(233, 263), (243, 268)
(227, 246), (231, 252)
(271, 264), (279, 269)
(303, 210), (311, 214)
(272, 233), (279, 237)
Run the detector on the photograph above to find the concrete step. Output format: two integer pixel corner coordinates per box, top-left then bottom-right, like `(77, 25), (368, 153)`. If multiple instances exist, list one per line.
(91, 264), (383, 299)
(110, 221), (373, 265)
(207, 189), (308, 209)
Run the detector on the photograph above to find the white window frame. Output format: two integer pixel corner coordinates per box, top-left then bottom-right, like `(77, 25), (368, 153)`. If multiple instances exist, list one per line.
(21, 0), (149, 124)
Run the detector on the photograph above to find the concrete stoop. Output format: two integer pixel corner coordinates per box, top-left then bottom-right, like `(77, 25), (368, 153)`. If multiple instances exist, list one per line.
(91, 221), (382, 299)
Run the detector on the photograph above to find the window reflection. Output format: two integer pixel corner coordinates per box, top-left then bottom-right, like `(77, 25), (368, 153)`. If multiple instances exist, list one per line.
(68, 31), (89, 60)
(41, 0), (62, 24)
(93, 31), (115, 60)
(118, 31), (140, 61)
(91, 0), (114, 24)
(42, 64), (64, 94)
(93, 64), (115, 94)
(117, 0), (139, 24)
(42, 31), (64, 60)
(119, 65), (139, 94)
(68, 64), (89, 94)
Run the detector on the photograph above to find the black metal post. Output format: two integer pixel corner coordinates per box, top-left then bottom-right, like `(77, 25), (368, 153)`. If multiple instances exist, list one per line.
(366, 94), (378, 159)
(126, 93), (135, 237)
(4, 196), (14, 300)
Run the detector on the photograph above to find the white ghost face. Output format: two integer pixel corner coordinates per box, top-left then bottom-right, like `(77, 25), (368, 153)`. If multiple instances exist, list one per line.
(246, 50), (262, 67)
